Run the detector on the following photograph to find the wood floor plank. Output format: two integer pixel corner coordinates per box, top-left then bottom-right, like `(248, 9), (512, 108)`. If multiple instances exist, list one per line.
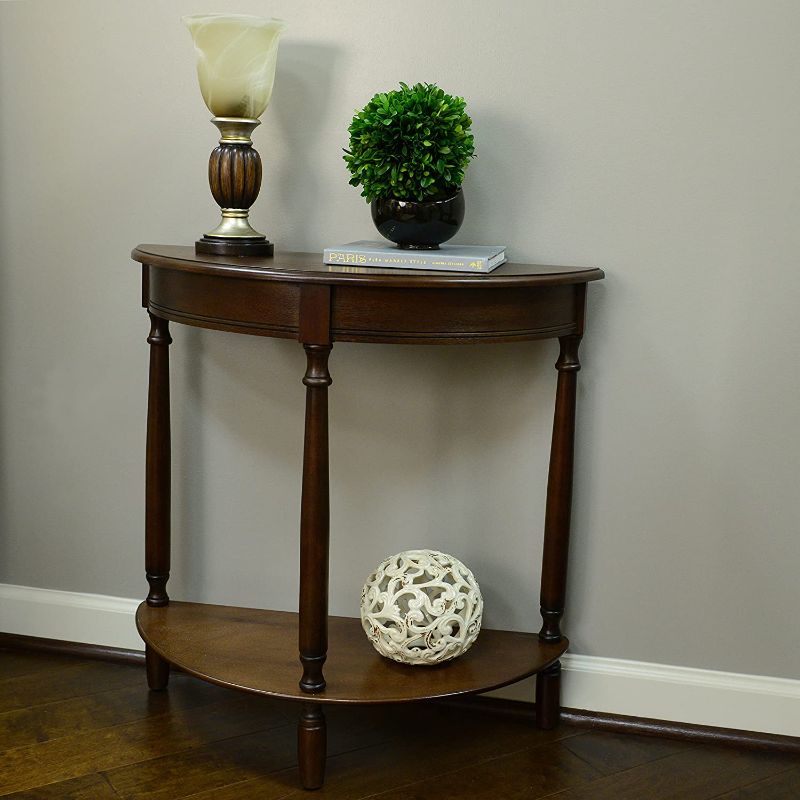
(535, 746), (798, 800)
(362, 740), (601, 800)
(104, 703), (407, 800)
(104, 727), (296, 800)
(0, 674), (234, 752)
(0, 661), (143, 714)
(0, 650), (87, 682)
(0, 772), (121, 799)
(709, 767), (800, 799)
(183, 774), (293, 800)
(186, 707), (582, 800)
(561, 730), (689, 775)
(0, 693), (291, 795)
(1, 649), (796, 799)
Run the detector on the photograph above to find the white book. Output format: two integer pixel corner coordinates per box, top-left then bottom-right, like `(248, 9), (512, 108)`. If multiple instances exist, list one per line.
(323, 241), (507, 273)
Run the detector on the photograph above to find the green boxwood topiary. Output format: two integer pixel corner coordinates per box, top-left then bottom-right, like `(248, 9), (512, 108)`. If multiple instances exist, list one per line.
(344, 82), (475, 203)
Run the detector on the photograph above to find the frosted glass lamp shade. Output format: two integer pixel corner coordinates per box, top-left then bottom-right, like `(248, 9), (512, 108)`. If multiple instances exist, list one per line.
(184, 14), (287, 119)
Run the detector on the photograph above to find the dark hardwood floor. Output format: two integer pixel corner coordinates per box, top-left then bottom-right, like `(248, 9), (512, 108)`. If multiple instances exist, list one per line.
(1, 648), (797, 799)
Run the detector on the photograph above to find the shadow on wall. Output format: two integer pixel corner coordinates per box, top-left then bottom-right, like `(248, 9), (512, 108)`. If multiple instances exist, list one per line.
(266, 42), (343, 241)
(174, 326), (206, 596)
(455, 110), (540, 251)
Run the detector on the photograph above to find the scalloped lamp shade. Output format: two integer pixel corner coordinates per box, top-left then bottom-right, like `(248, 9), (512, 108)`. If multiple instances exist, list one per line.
(184, 13), (286, 119)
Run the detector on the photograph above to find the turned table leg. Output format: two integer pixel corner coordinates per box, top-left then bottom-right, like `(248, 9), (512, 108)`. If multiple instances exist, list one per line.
(298, 343), (332, 693)
(145, 313), (171, 691)
(537, 333), (581, 728)
(298, 702), (327, 790)
(297, 337), (332, 788)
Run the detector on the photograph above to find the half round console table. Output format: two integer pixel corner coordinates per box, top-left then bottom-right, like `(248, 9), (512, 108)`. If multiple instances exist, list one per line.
(131, 244), (604, 790)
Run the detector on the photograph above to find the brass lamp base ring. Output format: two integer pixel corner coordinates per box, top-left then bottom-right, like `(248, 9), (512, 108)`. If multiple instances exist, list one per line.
(195, 237), (275, 257)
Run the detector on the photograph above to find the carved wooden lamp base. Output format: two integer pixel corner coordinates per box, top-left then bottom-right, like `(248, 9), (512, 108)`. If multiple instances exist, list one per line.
(196, 117), (274, 258)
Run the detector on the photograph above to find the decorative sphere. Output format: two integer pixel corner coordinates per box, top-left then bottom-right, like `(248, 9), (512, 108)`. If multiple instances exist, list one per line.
(360, 549), (483, 665)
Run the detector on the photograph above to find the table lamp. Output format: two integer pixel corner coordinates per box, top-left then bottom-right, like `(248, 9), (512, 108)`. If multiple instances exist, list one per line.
(184, 13), (287, 257)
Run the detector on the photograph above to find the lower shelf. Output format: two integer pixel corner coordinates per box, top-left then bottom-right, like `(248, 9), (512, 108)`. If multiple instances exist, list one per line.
(137, 601), (567, 704)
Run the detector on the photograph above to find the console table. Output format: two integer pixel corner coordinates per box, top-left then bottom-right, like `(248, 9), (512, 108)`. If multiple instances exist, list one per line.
(131, 244), (603, 789)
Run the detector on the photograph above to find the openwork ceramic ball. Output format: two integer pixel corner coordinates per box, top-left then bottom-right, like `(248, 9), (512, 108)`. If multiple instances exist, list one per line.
(360, 549), (483, 665)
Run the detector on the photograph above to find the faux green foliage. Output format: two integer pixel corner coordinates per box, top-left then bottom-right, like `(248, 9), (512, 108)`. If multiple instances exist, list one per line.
(344, 82), (475, 203)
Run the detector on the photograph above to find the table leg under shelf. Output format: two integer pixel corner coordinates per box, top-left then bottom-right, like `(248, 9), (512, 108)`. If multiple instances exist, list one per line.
(298, 703), (327, 791)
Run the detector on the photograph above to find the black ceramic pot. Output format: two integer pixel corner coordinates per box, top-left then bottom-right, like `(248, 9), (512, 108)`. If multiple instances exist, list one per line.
(371, 189), (465, 249)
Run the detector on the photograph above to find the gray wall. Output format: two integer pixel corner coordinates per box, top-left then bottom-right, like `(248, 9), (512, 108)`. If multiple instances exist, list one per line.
(1, 0), (798, 678)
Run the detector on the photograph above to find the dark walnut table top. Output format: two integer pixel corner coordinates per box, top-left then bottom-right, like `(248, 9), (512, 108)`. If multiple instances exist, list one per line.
(133, 245), (604, 288)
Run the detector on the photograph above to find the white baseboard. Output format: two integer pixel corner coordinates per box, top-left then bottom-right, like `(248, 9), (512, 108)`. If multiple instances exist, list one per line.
(1, 583), (797, 738)
(492, 655), (800, 738)
(0, 583), (141, 651)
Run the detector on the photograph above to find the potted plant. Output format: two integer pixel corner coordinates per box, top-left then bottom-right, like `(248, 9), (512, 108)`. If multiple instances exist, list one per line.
(344, 82), (475, 249)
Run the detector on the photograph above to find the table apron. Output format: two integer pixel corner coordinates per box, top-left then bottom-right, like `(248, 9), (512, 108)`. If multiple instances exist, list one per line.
(145, 264), (582, 344)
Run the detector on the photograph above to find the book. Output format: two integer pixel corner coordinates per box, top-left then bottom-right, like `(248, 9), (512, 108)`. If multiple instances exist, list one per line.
(323, 241), (507, 273)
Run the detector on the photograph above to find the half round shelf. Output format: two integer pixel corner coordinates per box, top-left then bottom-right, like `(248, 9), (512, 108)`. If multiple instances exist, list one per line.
(136, 601), (567, 704)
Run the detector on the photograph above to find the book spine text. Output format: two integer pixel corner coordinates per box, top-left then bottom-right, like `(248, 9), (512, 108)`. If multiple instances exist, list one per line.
(324, 250), (490, 270)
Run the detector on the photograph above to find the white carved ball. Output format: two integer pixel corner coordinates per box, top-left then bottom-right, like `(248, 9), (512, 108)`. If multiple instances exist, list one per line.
(360, 549), (483, 665)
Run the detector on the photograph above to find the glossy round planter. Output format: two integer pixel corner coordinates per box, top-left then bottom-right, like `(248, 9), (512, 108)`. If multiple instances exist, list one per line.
(371, 189), (465, 249)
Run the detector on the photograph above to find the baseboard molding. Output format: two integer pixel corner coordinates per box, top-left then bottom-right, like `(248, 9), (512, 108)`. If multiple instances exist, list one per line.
(1, 583), (798, 738)
(0, 583), (141, 651)
(491, 652), (800, 738)
(440, 696), (800, 755)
